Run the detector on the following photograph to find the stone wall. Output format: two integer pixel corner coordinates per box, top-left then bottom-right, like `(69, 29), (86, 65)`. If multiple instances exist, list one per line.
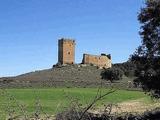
(82, 54), (111, 68)
(58, 38), (75, 64)
(57, 38), (112, 68)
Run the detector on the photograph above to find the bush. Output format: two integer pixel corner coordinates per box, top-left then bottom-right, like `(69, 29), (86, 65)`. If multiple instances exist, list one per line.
(113, 62), (137, 77)
(101, 67), (123, 82)
(134, 67), (160, 98)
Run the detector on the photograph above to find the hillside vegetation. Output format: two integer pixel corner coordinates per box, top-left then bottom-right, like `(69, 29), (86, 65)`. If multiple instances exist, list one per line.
(0, 64), (136, 89)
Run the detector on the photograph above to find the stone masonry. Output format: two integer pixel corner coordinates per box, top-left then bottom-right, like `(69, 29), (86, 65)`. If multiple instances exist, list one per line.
(58, 38), (75, 64)
(82, 53), (112, 69)
(58, 38), (111, 68)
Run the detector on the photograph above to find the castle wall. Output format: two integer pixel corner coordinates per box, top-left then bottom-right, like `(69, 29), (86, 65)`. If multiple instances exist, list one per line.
(58, 38), (112, 68)
(82, 54), (111, 68)
(58, 38), (75, 64)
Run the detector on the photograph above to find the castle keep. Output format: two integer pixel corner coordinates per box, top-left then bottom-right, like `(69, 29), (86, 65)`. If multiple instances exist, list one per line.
(58, 38), (75, 64)
(58, 38), (112, 68)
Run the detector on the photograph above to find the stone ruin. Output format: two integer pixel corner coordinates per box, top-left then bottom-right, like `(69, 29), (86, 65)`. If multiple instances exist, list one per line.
(82, 53), (111, 69)
(57, 38), (112, 68)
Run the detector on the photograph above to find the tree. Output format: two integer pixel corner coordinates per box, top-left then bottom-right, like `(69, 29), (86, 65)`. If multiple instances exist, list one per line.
(132, 0), (160, 98)
(101, 67), (123, 82)
(114, 61), (137, 77)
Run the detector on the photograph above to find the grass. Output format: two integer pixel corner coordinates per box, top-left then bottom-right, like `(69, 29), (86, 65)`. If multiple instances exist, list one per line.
(0, 88), (153, 119)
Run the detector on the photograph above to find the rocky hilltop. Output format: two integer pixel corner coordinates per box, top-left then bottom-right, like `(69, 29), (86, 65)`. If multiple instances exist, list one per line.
(0, 64), (135, 88)
(0, 64), (109, 88)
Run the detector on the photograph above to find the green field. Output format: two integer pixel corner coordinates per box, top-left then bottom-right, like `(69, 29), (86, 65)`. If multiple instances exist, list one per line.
(0, 88), (154, 119)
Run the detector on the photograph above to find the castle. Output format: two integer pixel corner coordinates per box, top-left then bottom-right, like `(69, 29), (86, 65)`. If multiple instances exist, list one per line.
(58, 38), (112, 69)
(58, 39), (75, 64)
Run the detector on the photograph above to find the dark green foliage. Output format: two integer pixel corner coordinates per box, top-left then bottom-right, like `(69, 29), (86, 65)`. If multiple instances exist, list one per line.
(138, 0), (160, 58)
(133, 60), (160, 98)
(132, 0), (160, 98)
(101, 67), (123, 82)
(101, 61), (137, 83)
(113, 62), (137, 77)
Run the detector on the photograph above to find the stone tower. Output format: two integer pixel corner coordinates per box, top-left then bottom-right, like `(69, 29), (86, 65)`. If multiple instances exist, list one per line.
(58, 38), (75, 64)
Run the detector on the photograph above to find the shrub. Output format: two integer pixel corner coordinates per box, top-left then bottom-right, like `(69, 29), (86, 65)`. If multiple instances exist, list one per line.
(113, 62), (137, 77)
(101, 67), (123, 82)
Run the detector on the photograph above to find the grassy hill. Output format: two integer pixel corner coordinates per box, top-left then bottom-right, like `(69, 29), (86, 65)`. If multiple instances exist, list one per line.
(0, 64), (135, 88)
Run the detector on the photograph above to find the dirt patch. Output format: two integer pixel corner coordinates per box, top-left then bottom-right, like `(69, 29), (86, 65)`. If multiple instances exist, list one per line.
(91, 98), (160, 115)
(113, 99), (160, 113)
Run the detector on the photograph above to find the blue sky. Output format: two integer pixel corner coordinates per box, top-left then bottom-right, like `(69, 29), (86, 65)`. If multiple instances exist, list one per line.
(0, 0), (144, 77)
